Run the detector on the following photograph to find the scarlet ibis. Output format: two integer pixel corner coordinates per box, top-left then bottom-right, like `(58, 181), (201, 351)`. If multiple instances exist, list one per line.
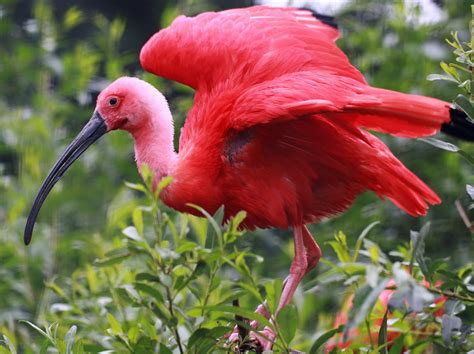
(25, 6), (473, 349)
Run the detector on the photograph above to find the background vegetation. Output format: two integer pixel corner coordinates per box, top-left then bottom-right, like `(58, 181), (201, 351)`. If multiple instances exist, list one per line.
(0, 0), (473, 352)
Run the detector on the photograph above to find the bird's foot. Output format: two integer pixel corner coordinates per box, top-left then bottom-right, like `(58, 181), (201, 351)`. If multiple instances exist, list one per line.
(227, 326), (276, 353)
(226, 303), (275, 352)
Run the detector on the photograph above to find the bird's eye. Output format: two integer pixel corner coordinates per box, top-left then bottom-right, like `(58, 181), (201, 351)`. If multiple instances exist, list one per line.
(109, 97), (119, 107)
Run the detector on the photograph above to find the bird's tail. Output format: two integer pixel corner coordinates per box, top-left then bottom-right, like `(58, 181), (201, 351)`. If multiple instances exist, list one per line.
(347, 87), (474, 141)
(441, 107), (474, 141)
(363, 133), (441, 216)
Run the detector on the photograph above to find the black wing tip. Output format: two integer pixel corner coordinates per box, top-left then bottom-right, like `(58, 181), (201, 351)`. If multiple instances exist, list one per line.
(298, 7), (338, 29)
(441, 107), (474, 142)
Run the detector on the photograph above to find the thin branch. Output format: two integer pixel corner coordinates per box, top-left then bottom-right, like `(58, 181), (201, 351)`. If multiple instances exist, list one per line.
(165, 286), (184, 354)
(454, 199), (474, 234)
(426, 286), (474, 303)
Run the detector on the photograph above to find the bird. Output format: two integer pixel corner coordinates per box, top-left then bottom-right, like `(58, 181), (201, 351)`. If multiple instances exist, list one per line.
(24, 5), (473, 350)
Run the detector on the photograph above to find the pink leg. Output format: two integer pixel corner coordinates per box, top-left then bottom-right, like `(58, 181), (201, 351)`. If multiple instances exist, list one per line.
(302, 225), (322, 273)
(255, 225), (321, 350)
(278, 225), (321, 311)
(229, 225), (321, 351)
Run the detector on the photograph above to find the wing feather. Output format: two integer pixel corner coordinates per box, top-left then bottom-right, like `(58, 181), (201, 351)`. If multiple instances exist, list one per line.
(230, 71), (451, 138)
(140, 6), (365, 90)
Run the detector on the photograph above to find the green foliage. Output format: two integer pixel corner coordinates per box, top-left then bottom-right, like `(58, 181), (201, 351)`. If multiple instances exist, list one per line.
(0, 1), (473, 353)
(1, 170), (306, 352)
(318, 224), (474, 352)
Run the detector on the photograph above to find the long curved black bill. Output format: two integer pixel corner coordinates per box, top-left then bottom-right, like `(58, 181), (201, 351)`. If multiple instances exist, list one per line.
(24, 111), (107, 245)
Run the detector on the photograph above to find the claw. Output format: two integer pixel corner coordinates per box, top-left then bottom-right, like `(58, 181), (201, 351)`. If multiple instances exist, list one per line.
(249, 326), (276, 351)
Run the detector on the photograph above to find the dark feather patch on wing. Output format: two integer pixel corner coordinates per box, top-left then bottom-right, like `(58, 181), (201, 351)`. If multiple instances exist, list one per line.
(224, 129), (254, 164)
(298, 7), (338, 29)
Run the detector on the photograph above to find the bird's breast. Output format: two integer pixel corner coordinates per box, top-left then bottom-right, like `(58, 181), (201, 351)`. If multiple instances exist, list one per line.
(159, 156), (226, 217)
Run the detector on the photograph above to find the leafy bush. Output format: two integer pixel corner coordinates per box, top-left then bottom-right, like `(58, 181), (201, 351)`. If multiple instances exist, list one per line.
(1, 169), (303, 353)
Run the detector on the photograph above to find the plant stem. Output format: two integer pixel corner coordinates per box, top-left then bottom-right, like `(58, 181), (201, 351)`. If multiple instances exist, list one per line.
(427, 287), (474, 303)
(165, 286), (184, 354)
(200, 263), (219, 317)
(105, 270), (128, 328)
(385, 285), (474, 303)
(365, 318), (375, 349)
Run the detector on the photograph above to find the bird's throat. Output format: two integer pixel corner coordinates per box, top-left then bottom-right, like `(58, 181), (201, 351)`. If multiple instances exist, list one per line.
(132, 122), (177, 183)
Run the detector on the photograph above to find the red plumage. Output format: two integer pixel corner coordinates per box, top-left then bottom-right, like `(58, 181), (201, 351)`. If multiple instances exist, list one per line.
(140, 6), (449, 228)
(140, 10), (454, 345)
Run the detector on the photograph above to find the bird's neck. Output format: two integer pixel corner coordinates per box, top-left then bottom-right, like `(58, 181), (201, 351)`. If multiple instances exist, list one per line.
(131, 110), (177, 183)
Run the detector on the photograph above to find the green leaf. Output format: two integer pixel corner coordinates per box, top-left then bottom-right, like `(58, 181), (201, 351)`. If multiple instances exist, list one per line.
(187, 204), (223, 248)
(418, 138), (459, 152)
(426, 74), (459, 83)
(187, 328), (210, 349)
(239, 282), (264, 303)
(93, 252), (130, 267)
(176, 240), (199, 253)
(20, 321), (53, 343)
(73, 340), (84, 354)
(63, 6), (83, 29)
(458, 150), (474, 165)
(1, 335), (16, 354)
(116, 286), (140, 304)
(202, 305), (273, 329)
(124, 181), (147, 194)
(127, 326), (139, 344)
(229, 210), (247, 229)
(265, 279), (283, 314)
(454, 94), (474, 121)
(327, 231), (351, 263)
(353, 221), (380, 262)
(39, 340), (50, 354)
(156, 176), (173, 198)
(344, 279), (389, 341)
(45, 281), (67, 300)
(85, 265), (98, 293)
(440, 61), (460, 80)
(442, 314), (462, 346)
(388, 335), (405, 354)
(276, 304), (297, 344)
(65, 325), (77, 354)
(134, 282), (164, 303)
(188, 215), (208, 246)
(158, 343), (173, 354)
(409, 222), (430, 275)
(132, 208), (144, 236)
(308, 326), (343, 354)
(106, 313), (123, 335)
(188, 326), (228, 351)
(378, 311), (388, 354)
(135, 272), (160, 283)
(123, 226), (141, 241)
(466, 185), (474, 200)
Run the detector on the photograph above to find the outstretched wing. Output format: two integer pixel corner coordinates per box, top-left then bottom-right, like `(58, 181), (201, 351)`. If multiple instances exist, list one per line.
(230, 71), (451, 138)
(220, 72), (447, 225)
(140, 6), (365, 90)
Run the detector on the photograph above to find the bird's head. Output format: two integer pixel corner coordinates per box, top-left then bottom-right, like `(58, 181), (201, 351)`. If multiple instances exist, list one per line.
(24, 76), (168, 245)
(96, 76), (166, 132)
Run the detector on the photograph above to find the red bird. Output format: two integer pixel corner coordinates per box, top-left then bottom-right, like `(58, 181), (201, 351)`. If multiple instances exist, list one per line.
(25, 6), (472, 349)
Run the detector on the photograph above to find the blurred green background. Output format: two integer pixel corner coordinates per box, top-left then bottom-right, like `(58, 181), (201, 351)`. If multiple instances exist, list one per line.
(0, 0), (473, 352)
